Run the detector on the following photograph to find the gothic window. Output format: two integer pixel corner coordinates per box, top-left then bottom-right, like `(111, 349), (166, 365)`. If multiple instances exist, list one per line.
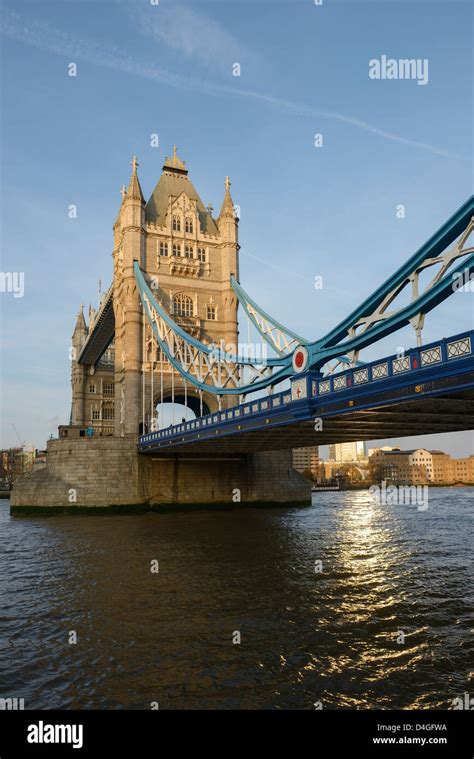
(172, 243), (181, 257)
(173, 294), (194, 318)
(197, 247), (207, 263)
(185, 217), (193, 234)
(184, 245), (194, 258)
(103, 404), (114, 420)
(89, 383), (96, 394)
(159, 241), (168, 257)
(103, 382), (114, 396)
(92, 408), (100, 420)
(207, 305), (216, 320)
(172, 215), (181, 232)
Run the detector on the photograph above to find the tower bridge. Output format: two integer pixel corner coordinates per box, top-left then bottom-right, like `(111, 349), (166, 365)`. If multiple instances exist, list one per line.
(10, 149), (474, 512)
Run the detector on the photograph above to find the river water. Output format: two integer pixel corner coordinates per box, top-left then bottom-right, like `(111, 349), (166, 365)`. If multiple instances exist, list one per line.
(0, 489), (472, 710)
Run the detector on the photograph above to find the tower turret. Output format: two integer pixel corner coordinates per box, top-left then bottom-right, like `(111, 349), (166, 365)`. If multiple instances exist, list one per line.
(113, 157), (146, 436)
(70, 305), (88, 426)
(217, 177), (239, 355)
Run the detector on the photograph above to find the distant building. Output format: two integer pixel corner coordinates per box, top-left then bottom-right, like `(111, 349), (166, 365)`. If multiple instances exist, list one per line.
(367, 445), (400, 458)
(430, 450), (454, 483)
(370, 448), (432, 483)
(293, 446), (319, 476)
(329, 441), (366, 463)
(316, 459), (368, 483)
(18, 443), (35, 470)
(32, 451), (47, 473)
(369, 448), (474, 485)
(453, 455), (474, 483)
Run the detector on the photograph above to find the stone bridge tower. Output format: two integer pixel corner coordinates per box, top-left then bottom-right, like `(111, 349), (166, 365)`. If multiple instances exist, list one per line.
(14, 147), (309, 510)
(111, 148), (240, 436)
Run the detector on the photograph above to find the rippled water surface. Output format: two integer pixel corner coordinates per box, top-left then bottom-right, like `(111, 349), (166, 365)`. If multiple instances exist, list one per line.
(0, 489), (472, 709)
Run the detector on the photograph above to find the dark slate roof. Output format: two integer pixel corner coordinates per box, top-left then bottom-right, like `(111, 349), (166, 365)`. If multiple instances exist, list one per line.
(145, 167), (218, 235)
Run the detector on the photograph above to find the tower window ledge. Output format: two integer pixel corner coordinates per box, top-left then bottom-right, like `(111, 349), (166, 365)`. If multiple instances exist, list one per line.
(169, 259), (200, 277)
(174, 315), (201, 334)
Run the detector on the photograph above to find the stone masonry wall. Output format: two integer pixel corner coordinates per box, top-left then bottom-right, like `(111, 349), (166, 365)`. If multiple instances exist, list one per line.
(11, 438), (310, 510)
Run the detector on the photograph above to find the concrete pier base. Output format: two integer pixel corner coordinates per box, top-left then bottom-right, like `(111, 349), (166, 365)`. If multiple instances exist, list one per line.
(10, 437), (311, 513)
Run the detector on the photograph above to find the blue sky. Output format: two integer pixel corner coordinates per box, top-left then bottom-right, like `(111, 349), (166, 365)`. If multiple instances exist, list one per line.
(0, 0), (472, 456)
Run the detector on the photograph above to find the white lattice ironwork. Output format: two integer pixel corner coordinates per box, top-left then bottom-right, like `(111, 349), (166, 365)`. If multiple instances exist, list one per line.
(372, 363), (389, 379)
(344, 219), (474, 350)
(244, 301), (302, 355)
(447, 337), (471, 359)
(134, 263), (291, 397)
(354, 368), (369, 384)
(333, 376), (348, 390)
(421, 346), (442, 365)
(392, 356), (411, 373)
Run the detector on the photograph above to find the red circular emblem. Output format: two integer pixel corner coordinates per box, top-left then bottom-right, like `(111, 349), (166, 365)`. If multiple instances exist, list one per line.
(295, 351), (305, 369)
(292, 345), (309, 373)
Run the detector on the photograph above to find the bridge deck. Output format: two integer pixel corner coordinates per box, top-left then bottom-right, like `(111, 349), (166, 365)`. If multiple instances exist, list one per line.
(138, 332), (474, 456)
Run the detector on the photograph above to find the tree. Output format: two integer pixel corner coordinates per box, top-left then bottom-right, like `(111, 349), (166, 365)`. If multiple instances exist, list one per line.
(0, 449), (27, 488)
(301, 468), (315, 482)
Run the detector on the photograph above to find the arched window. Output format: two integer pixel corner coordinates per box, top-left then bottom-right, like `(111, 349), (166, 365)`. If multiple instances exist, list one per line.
(197, 247), (207, 263)
(184, 245), (194, 258)
(172, 215), (181, 232)
(173, 293), (194, 318)
(159, 241), (168, 257)
(207, 305), (216, 320)
(172, 242), (181, 257)
(185, 217), (193, 234)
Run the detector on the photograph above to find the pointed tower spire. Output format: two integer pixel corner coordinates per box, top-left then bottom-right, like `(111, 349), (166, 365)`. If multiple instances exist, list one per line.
(74, 304), (86, 332)
(114, 185), (127, 229)
(125, 155), (145, 203)
(88, 303), (96, 325)
(70, 304), (87, 426)
(72, 304), (88, 343)
(218, 175), (235, 220)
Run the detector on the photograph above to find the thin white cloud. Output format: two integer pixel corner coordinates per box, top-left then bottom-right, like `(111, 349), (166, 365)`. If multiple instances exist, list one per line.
(130, 2), (254, 75)
(0, 9), (463, 160)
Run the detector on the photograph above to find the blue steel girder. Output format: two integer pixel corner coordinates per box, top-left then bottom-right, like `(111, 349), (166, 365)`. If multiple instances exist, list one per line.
(231, 275), (307, 356)
(230, 276), (362, 372)
(307, 196), (474, 369)
(134, 262), (294, 396)
(134, 196), (473, 396)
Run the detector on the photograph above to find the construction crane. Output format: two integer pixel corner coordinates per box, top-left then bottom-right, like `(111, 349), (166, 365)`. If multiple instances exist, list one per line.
(11, 423), (25, 449)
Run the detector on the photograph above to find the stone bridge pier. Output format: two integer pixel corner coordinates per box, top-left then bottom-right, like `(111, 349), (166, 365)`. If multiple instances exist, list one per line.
(10, 437), (310, 512)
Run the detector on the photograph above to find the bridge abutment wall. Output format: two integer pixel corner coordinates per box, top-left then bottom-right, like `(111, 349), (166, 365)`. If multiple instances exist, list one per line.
(10, 438), (310, 512)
